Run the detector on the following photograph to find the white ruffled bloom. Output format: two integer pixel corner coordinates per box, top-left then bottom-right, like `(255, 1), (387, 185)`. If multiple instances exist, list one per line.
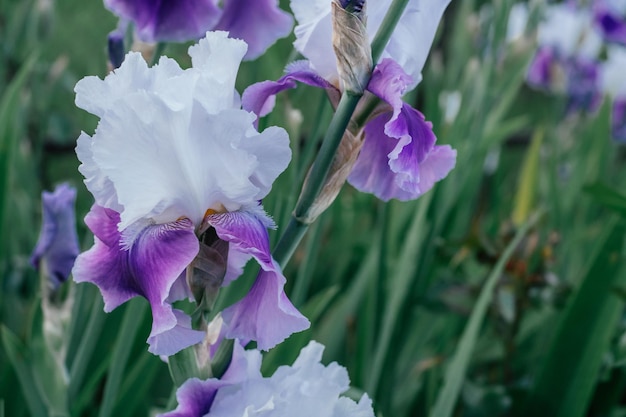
(75, 31), (291, 233)
(291, 0), (451, 88)
(210, 341), (374, 417)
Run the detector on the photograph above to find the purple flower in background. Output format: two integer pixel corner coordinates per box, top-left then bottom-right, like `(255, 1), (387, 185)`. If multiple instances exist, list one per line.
(31, 183), (80, 288)
(526, 46), (558, 90)
(242, 0), (456, 202)
(594, 0), (626, 45)
(104, 0), (293, 60)
(160, 341), (375, 417)
(72, 32), (308, 356)
(612, 98), (626, 142)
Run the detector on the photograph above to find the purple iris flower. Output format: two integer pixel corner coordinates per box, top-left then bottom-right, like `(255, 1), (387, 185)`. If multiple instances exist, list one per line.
(594, 0), (626, 45)
(30, 183), (80, 288)
(243, 58), (456, 202)
(72, 32), (309, 356)
(104, 0), (293, 60)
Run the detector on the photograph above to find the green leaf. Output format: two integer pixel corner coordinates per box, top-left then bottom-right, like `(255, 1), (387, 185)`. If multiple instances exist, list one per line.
(0, 326), (48, 417)
(583, 183), (626, 217)
(430, 211), (542, 417)
(522, 218), (626, 417)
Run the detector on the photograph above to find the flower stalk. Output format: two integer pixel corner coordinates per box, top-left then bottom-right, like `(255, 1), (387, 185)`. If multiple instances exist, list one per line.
(272, 0), (412, 268)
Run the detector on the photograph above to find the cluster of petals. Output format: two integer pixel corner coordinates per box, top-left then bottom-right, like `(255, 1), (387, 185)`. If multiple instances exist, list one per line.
(104, 0), (293, 60)
(72, 31), (309, 356)
(242, 0), (456, 202)
(30, 183), (80, 288)
(160, 341), (374, 417)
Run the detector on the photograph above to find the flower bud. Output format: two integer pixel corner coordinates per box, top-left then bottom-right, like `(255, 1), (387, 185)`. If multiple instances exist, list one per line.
(331, 0), (372, 94)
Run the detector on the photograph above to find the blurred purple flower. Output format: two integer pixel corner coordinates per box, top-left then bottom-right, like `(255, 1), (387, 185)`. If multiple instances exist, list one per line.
(594, 0), (626, 45)
(104, 0), (293, 60)
(160, 341), (374, 417)
(30, 183), (80, 288)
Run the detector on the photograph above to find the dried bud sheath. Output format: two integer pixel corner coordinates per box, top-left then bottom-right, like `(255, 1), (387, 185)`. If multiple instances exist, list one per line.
(331, 0), (373, 94)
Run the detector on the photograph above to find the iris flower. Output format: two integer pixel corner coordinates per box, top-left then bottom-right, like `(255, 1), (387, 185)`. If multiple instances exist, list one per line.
(103, 0), (293, 60)
(160, 341), (374, 417)
(31, 183), (80, 288)
(242, 0), (457, 202)
(72, 31), (309, 356)
(594, 0), (626, 46)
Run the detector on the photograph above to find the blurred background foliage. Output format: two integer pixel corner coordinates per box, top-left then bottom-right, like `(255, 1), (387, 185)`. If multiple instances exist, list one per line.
(2, 0), (626, 416)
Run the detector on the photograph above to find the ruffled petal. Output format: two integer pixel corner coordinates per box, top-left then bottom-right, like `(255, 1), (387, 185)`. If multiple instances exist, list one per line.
(30, 183), (80, 287)
(104, 0), (222, 43)
(215, 0), (293, 60)
(242, 60), (339, 122)
(72, 205), (202, 355)
(205, 209), (309, 350)
(348, 106), (456, 201)
(221, 267), (310, 350)
(147, 310), (206, 356)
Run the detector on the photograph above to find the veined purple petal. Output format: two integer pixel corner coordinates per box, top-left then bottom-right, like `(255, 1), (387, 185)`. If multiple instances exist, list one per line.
(352, 58), (456, 201)
(104, 0), (222, 43)
(72, 205), (203, 355)
(205, 208), (309, 350)
(222, 268), (310, 350)
(242, 60), (339, 123)
(612, 97), (626, 143)
(215, 0), (293, 60)
(30, 183), (80, 288)
(349, 110), (456, 201)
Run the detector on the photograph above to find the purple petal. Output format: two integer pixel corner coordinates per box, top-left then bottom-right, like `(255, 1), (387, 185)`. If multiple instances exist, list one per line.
(222, 267), (310, 350)
(349, 105), (456, 201)
(565, 56), (602, 113)
(215, 0), (293, 60)
(205, 210), (273, 272)
(366, 59), (413, 122)
(159, 342), (261, 417)
(353, 59), (456, 201)
(104, 0), (221, 43)
(205, 208), (309, 350)
(72, 205), (202, 355)
(242, 60), (339, 123)
(594, 4), (626, 45)
(612, 97), (626, 143)
(30, 183), (80, 287)
(527, 46), (558, 90)
(148, 310), (206, 356)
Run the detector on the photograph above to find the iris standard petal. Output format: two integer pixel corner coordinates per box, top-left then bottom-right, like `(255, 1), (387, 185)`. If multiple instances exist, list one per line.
(72, 205), (203, 355)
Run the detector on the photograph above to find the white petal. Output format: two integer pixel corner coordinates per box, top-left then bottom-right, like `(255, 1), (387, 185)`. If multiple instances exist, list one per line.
(601, 45), (626, 96)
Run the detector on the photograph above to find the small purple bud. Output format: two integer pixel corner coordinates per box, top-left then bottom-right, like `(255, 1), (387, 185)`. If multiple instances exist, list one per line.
(108, 31), (126, 69)
(30, 183), (80, 288)
(340, 0), (365, 14)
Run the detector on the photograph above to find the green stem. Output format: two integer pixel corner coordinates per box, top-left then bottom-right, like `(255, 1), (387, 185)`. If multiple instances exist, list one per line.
(272, 0), (412, 267)
(370, 0), (411, 64)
